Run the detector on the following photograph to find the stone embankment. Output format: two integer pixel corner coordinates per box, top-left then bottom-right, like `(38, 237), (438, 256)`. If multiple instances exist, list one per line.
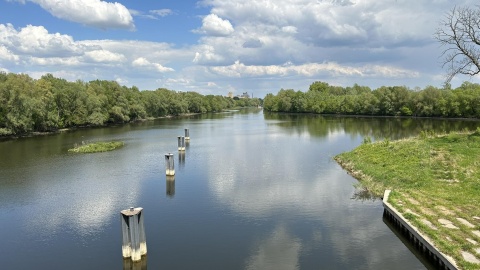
(383, 190), (480, 269)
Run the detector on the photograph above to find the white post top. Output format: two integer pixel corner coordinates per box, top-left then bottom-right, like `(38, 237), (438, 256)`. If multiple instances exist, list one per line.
(121, 207), (143, 216)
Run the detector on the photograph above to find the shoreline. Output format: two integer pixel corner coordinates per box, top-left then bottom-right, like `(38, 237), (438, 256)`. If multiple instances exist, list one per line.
(3, 111), (479, 142)
(334, 132), (480, 269)
(382, 190), (458, 270)
(0, 113), (201, 141)
(264, 111), (480, 122)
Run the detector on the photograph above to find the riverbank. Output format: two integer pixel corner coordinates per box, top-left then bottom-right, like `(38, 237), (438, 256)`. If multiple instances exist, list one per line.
(0, 113), (201, 141)
(334, 130), (480, 269)
(0, 108), (264, 141)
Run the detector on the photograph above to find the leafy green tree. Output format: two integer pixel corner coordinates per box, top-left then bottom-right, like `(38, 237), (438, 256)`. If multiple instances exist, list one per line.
(33, 77), (59, 130)
(1, 73), (36, 134)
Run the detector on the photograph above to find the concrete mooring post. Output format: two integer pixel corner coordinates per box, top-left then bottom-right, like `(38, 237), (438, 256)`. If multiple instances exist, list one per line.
(184, 128), (190, 141)
(177, 136), (185, 151)
(120, 207), (147, 262)
(165, 153), (175, 176)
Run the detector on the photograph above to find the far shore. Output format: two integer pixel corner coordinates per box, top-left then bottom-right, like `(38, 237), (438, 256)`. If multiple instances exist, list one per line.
(2, 111), (479, 142)
(0, 113), (201, 141)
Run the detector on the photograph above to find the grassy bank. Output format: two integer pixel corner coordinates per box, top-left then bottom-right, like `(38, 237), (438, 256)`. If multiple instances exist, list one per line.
(68, 141), (124, 153)
(335, 129), (480, 269)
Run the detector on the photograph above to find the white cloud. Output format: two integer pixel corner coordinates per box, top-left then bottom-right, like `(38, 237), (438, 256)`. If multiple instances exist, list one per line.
(165, 78), (192, 85)
(0, 45), (19, 62)
(130, 9), (173, 20)
(28, 56), (81, 66)
(23, 0), (134, 30)
(115, 76), (129, 85)
(194, 14), (234, 36)
(132, 57), (174, 73)
(150, 9), (173, 17)
(193, 45), (225, 64)
(129, 9), (157, 20)
(0, 24), (86, 57)
(84, 50), (126, 63)
(281, 26), (297, 34)
(200, 0), (471, 48)
(208, 61), (419, 79)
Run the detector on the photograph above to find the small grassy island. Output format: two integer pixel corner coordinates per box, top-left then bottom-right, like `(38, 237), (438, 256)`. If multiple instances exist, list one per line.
(68, 141), (124, 153)
(335, 129), (480, 269)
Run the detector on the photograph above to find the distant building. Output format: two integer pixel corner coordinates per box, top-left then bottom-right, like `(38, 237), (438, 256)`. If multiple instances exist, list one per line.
(228, 92), (233, 98)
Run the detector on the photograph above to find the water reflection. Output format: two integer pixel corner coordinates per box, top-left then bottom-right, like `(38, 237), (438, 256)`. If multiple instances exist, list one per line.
(21, 153), (142, 236)
(383, 216), (437, 269)
(245, 225), (301, 270)
(351, 187), (379, 202)
(206, 112), (435, 269)
(178, 152), (185, 168)
(166, 176), (175, 198)
(123, 257), (147, 270)
(264, 113), (480, 140)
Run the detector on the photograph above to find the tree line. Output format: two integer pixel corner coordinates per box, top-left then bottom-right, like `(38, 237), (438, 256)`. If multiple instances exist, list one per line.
(0, 72), (261, 136)
(263, 81), (480, 118)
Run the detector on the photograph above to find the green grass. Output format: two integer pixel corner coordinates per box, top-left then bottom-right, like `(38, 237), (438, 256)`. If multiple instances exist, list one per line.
(335, 129), (480, 269)
(68, 141), (124, 153)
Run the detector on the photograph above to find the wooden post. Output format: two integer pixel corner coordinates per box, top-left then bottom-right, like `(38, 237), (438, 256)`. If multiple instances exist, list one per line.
(184, 128), (190, 141)
(165, 153), (175, 176)
(120, 207), (147, 262)
(177, 136), (185, 151)
(166, 175), (175, 197)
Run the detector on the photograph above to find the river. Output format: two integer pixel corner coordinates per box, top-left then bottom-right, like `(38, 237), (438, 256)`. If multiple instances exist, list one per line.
(1, 109), (477, 269)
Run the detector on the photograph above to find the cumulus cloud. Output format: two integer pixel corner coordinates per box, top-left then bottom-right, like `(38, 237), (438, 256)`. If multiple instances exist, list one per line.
(21, 0), (134, 30)
(199, 0), (466, 48)
(84, 50), (126, 63)
(194, 14), (234, 36)
(193, 45), (225, 64)
(0, 24), (86, 57)
(0, 45), (19, 62)
(132, 57), (174, 73)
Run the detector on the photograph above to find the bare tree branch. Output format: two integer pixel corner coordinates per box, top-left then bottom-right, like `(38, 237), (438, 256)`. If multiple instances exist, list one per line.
(435, 5), (480, 83)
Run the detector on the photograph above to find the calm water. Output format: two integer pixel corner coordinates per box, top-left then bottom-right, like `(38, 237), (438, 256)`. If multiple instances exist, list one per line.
(1, 109), (478, 270)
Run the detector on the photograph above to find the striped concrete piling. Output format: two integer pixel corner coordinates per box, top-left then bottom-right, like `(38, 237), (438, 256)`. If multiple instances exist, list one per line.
(165, 153), (175, 176)
(177, 136), (185, 151)
(121, 207), (147, 262)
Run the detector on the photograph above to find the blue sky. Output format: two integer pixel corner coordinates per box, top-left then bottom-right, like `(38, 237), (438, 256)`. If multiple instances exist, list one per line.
(1, 0), (479, 98)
